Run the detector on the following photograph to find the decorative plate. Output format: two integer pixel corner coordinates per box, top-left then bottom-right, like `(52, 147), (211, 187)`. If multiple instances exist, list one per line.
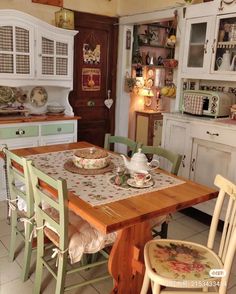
(0, 86), (15, 104)
(30, 86), (48, 107)
(12, 88), (28, 104)
(127, 178), (154, 189)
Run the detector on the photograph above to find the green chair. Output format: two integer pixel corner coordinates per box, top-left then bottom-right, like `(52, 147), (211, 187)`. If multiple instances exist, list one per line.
(139, 145), (182, 239)
(29, 162), (112, 294)
(104, 133), (138, 157)
(3, 148), (35, 282)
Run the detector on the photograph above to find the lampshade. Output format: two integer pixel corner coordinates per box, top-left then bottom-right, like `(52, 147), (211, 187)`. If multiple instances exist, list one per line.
(55, 8), (74, 30)
(139, 88), (154, 97)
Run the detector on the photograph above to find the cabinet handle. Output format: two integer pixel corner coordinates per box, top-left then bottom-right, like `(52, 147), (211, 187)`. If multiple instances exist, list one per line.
(206, 131), (219, 136)
(182, 155), (186, 168)
(57, 127), (62, 132)
(204, 39), (208, 54)
(16, 129), (25, 135)
(191, 158), (195, 172)
(211, 39), (216, 54)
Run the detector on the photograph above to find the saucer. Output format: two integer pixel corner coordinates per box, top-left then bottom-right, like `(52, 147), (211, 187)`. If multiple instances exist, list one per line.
(127, 178), (154, 189)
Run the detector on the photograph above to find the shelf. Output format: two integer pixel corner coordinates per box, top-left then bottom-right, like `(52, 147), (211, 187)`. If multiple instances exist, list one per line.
(189, 43), (204, 46)
(148, 24), (171, 29)
(217, 41), (236, 49)
(132, 64), (177, 70)
(139, 44), (174, 50)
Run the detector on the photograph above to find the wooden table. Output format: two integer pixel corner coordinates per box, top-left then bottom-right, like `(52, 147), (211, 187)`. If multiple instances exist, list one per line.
(9, 142), (218, 294)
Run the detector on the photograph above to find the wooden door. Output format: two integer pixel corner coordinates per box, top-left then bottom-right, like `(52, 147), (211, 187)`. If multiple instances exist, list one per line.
(69, 12), (118, 147)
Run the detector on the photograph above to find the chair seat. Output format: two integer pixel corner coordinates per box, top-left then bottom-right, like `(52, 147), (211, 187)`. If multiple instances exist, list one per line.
(147, 239), (223, 287)
(44, 207), (116, 264)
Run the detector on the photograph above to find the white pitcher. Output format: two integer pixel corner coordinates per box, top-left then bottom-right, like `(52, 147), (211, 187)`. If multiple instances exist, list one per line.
(216, 50), (236, 71)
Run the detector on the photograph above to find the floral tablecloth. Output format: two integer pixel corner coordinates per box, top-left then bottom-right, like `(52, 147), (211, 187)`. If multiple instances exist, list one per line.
(27, 149), (185, 206)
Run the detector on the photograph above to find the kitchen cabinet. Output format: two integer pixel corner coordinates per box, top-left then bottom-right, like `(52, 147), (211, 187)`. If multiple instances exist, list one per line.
(0, 9), (77, 87)
(0, 119), (78, 200)
(161, 115), (191, 177)
(182, 3), (236, 80)
(182, 16), (215, 75)
(162, 113), (236, 219)
(135, 111), (163, 147)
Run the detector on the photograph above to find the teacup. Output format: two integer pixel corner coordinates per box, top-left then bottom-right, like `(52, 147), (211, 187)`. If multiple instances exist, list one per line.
(133, 172), (152, 187)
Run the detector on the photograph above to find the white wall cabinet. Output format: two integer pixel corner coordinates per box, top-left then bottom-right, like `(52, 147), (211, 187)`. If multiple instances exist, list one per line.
(181, 2), (236, 81)
(0, 120), (77, 200)
(162, 113), (236, 219)
(182, 16), (215, 76)
(0, 10), (77, 88)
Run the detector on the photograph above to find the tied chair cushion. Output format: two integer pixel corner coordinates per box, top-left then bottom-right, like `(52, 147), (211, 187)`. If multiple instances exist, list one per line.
(147, 239), (223, 285)
(43, 207), (116, 264)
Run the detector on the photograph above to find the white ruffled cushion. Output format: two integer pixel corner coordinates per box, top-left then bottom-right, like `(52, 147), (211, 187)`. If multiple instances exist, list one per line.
(43, 208), (116, 264)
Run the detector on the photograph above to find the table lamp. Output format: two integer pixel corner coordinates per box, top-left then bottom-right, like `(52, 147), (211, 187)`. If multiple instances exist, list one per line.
(140, 88), (155, 110)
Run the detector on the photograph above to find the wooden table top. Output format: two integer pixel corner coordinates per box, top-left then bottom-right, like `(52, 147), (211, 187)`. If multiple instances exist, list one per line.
(9, 142), (218, 234)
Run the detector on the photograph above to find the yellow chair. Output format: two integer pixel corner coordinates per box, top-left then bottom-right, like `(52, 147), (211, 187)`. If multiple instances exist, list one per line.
(141, 174), (236, 294)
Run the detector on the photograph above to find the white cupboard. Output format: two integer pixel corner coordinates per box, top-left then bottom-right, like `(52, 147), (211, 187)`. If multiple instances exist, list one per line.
(0, 119), (78, 200)
(162, 113), (236, 219)
(181, 2), (236, 81)
(0, 9), (77, 88)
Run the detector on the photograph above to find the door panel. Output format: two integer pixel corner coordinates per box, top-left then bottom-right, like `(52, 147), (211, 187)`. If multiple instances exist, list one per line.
(69, 12), (118, 147)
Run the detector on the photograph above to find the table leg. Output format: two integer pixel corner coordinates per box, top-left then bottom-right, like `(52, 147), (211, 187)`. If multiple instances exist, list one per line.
(108, 220), (152, 294)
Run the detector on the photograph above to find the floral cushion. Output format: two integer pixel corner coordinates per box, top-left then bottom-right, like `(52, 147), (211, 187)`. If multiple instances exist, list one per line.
(148, 240), (223, 281)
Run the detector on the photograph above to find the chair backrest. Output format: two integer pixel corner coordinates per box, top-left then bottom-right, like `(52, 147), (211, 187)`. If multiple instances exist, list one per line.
(208, 174), (236, 293)
(140, 145), (182, 175)
(4, 148), (34, 218)
(29, 162), (68, 251)
(104, 133), (138, 156)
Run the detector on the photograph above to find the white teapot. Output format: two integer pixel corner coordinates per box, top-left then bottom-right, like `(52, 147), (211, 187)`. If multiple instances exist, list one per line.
(216, 50), (236, 71)
(120, 148), (159, 174)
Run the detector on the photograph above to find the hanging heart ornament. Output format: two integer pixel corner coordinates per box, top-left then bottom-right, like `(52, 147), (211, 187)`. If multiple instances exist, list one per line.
(104, 98), (113, 109)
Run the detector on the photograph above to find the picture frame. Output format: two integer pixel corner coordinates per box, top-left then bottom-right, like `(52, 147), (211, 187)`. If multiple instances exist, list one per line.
(148, 25), (161, 46)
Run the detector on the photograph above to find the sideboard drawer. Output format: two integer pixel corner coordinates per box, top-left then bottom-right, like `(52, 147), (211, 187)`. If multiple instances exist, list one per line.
(190, 123), (236, 147)
(41, 123), (74, 136)
(0, 126), (39, 139)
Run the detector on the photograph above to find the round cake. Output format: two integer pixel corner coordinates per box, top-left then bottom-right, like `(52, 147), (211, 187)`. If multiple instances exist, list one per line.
(73, 147), (110, 169)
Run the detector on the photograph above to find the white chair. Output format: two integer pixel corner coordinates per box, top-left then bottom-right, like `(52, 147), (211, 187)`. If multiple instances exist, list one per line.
(141, 174), (236, 294)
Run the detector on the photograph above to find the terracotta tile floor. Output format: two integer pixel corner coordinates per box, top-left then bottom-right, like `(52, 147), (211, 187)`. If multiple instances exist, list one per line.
(0, 201), (235, 294)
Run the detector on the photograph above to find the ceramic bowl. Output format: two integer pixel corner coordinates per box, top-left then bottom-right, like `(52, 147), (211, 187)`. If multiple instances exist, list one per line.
(73, 156), (110, 169)
(47, 105), (65, 113)
(73, 148), (110, 169)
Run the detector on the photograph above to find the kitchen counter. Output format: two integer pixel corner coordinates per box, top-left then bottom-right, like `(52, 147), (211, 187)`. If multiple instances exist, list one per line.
(0, 115), (81, 124)
(163, 112), (236, 130)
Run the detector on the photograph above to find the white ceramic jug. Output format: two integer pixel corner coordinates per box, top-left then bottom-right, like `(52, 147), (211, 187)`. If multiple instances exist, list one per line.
(216, 50), (236, 71)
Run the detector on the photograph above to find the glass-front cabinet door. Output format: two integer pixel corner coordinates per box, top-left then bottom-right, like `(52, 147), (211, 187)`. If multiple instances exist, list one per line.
(182, 16), (215, 75)
(37, 29), (72, 79)
(0, 21), (34, 78)
(211, 13), (236, 75)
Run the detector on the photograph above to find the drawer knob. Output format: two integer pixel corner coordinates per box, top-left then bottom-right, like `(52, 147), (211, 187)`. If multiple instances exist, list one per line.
(206, 131), (219, 136)
(16, 129), (25, 135)
(57, 127), (62, 132)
